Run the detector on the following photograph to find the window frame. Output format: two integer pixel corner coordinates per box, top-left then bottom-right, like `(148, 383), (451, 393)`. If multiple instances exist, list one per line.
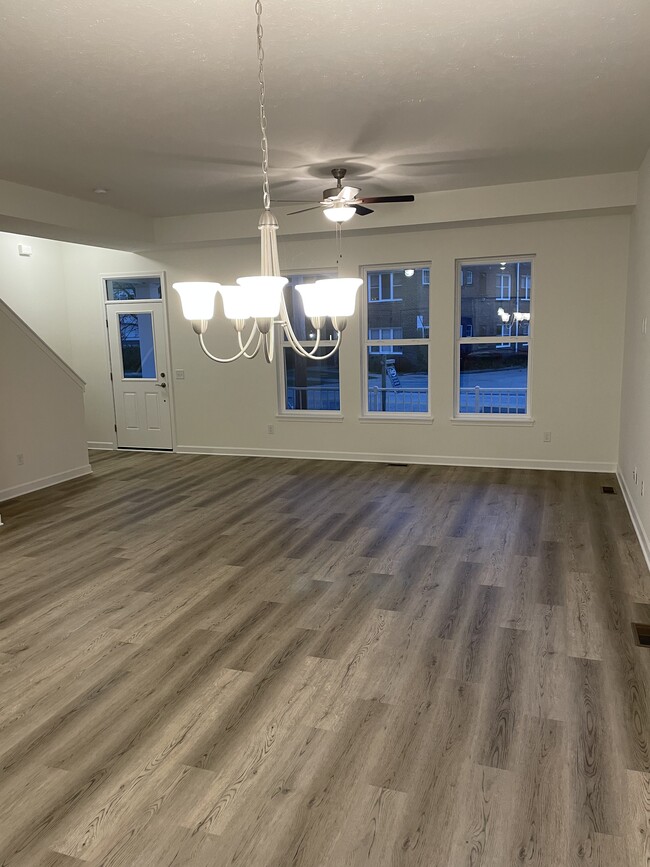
(276, 268), (343, 419)
(495, 272), (512, 301)
(360, 262), (433, 421)
(454, 256), (535, 422)
(368, 271), (402, 303)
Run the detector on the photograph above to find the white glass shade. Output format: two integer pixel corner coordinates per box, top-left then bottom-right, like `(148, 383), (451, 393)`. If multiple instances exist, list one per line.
(173, 282), (220, 321)
(297, 278), (362, 318)
(219, 285), (251, 320)
(323, 205), (356, 223)
(236, 276), (287, 318)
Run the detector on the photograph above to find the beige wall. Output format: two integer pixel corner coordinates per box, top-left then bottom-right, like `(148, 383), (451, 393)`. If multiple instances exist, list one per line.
(619, 149), (650, 563)
(61, 212), (630, 470)
(0, 300), (90, 502)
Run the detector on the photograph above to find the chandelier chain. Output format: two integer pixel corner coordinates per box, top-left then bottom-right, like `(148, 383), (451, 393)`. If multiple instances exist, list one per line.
(255, 0), (271, 210)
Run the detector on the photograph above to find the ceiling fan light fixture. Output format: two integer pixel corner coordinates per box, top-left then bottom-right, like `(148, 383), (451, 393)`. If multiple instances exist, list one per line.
(323, 204), (356, 223)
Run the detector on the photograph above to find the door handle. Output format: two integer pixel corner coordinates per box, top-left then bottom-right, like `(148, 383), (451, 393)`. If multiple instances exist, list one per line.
(155, 383), (167, 389)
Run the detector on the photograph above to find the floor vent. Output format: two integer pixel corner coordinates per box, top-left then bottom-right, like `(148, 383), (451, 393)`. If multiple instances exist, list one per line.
(602, 486), (616, 494)
(387, 463), (408, 468)
(633, 623), (650, 647)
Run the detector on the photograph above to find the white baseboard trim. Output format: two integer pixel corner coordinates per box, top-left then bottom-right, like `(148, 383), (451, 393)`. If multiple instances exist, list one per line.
(617, 468), (650, 573)
(88, 442), (115, 450)
(0, 464), (93, 504)
(176, 444), (615, 473)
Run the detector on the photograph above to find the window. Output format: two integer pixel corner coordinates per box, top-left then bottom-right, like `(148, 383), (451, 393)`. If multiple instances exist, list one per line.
(496, 273), (511, 300)
(363, 265), (430, 414)
(105, 277), (162, 301)
(369, 327), (403, 354)
(368, 272), (401, 302)
(456, 259), (532, 416)
(280, 272), (341, 412)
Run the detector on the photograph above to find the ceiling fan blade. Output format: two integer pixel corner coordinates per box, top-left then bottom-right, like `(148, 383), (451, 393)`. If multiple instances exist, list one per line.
(339, 185), (361, 201)
(287, 206), (322, 215)
(354, 205), (374, 216)
(357, 195), (415, 204)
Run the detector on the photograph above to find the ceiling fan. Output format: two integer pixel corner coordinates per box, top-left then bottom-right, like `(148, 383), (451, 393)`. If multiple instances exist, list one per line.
(282, 168), (415, 222)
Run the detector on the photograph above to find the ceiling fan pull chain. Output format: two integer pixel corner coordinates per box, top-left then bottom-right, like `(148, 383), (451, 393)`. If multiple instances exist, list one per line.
(336, 222), (343, 266)
(256, 0), (271, 211)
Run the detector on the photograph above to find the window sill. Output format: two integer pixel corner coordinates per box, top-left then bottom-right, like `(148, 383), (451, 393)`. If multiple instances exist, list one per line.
(276, 412), (344, 422)
(450, 416), (535, 426)
(358, 414), (434, 425)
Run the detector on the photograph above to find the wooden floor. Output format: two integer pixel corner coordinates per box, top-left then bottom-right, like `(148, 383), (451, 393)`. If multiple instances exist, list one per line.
(1, 452), (650, 866)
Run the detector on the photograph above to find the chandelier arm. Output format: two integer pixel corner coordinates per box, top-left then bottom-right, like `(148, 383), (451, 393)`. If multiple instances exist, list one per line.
(198, 322), (261, 363)
(263, 322), (275, 363)
(281, 322), (342, 360)
(238, 329), (264, 358)
(280, 302), (322, 356)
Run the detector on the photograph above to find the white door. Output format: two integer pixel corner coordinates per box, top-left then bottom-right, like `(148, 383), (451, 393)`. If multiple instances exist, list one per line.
(106, 302), (173, 449)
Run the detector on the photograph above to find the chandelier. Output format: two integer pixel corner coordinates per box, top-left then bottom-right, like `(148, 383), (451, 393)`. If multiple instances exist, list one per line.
(172, 0), (361, 364)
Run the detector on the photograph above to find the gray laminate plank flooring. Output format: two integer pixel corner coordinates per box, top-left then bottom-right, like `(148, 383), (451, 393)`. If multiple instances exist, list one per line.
(0, 451), (649, 866)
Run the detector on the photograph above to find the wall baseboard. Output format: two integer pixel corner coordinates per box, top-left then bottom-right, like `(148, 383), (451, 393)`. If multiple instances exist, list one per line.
(0, 464), (93, 504)
(88, 442), (115, 450)
(617, 468), (650, 573)
(176, 444), (616, 473)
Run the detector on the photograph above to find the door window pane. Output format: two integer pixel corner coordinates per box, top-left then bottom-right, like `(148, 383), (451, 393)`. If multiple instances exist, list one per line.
(459, 343), (528, 414)
(106, 277), (162, 301)
(284, 350), (340, 410)
(367, 345), (428, 413)
(118, 313), (156, 378)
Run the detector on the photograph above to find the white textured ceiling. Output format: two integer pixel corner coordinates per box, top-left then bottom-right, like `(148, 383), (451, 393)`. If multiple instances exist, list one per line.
(0, 0), (648, 217)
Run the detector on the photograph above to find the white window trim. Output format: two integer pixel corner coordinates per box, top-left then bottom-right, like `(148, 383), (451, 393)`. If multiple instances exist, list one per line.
(276, 269), (343, 417)
(454, 256), (535, 421)
(361, 263), (433, 420)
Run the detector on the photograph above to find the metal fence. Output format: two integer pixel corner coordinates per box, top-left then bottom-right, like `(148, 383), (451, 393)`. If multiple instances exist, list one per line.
(368, 387), (428, 413)
(459, 386), (527, 414)
(286, 385), (340, 411)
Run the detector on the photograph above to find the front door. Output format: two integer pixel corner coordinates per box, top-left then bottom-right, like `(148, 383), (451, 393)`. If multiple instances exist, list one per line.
(106, 302), (173, 449)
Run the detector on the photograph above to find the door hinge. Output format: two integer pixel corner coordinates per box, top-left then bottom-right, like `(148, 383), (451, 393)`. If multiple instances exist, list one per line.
(110, 372), (113, 381)
(114, 424), (117, 433)
(105, 319), (109, 328)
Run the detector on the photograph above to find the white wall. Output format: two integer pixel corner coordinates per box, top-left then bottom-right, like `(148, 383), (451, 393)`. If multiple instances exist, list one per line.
(61, 212), (630, 470)
(0, 233), (72, 363)
(619, 149), (650, 564)
(0, 300), (90, 502)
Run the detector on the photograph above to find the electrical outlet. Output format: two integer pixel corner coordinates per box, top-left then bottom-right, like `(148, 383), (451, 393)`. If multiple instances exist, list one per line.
(543, 431), (552, 443)
(643, 316), (648, 336)
(267, 424), (274, 435)
(175, 369), (185, 380)
(16, 453), (24, 466)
